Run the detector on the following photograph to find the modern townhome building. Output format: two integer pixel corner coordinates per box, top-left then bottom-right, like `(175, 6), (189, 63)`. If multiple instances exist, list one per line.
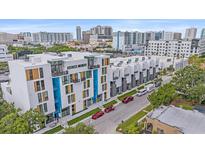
(144, 39), (200, 58)
(1, 52), (110, 123)
(145, 105), (205, 134)
(1, 51), (186, 124)
(109, 56), (160, 97)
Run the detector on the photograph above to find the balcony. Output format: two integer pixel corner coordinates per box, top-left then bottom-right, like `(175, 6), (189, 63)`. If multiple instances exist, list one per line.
(88, 64), (100, 69)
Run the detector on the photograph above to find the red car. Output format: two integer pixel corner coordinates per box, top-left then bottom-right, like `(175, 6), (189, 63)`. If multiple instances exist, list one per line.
(122, 96), (134, 104)
(104, 105), (115, 113)
(92, 111), (104, 120)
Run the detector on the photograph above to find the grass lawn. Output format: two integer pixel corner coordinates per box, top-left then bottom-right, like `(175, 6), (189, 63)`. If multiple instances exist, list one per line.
(43, 125), (64, 134)
(176, 103), (193, 110)
(103, 100), (118, 108)
(67, 108), (101, 125)
(116, 105), (153, 133)
(117, 89), (138, 101)
(143, 104), (154, 112)
(137, 85), (145, 90)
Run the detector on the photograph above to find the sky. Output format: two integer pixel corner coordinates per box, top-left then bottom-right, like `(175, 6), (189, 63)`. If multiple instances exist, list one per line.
(0, 19), (204, 38)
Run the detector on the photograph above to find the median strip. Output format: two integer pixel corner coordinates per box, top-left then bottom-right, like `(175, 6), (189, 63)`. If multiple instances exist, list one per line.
(43, 125), (64, 134)
(117, 89), (138, 101)
(67, 108), (101, 126)
(103, 100), (118, 108)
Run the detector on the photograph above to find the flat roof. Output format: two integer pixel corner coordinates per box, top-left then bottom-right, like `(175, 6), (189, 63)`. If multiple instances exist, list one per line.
(148, 105), (205, 134)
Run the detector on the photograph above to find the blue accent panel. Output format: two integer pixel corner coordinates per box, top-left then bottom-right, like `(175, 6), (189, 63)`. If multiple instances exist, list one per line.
(52, 77), (62, 118)
(93, 69), (98, 103)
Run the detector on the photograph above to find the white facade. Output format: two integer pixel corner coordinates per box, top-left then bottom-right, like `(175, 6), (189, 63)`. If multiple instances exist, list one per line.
(1, 52), (110, 123)
(145, 40), (199, 58)
(185, 28), (197, 41)
(0, 44), (13, 62)
(32, 32), (73, 43)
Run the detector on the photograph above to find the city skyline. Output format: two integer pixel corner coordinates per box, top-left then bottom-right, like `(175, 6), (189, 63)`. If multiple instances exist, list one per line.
(0, 19), (205, 37)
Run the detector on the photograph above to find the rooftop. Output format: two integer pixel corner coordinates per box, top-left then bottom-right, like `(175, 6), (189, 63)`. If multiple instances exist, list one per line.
(147, 105), (205, 134)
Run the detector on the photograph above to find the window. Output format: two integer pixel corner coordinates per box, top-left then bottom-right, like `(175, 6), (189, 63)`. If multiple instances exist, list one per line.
(39, 68), (44, 78)
(42, 91), (48, 101)
(68, 94), (76, 104)
(34, 80), (45, 92)
(29, 69), (33, 80)
(102, 83), (107, 91)
(87, 80), (90, 88)
(101, 75), (106, 83)
(38, 93), (42, 103)
(83, 89), (89, 98)
(43, 103), (48, 112)
(41, 80), (45, 90)
(62, 75), (69, 85)
(80, 72), (86, 81)
(86, 71), (92, 78)
(65, 84), (73, 94)
(102, 67), (107, 75)
(37, 103), (48, 113)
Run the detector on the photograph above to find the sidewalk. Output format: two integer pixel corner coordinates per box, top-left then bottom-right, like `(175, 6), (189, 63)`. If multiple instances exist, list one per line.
(35, 77), (163, 134)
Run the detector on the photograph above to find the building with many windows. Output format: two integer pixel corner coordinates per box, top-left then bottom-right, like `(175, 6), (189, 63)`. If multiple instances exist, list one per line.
(144, 40), (199, 58)
(1, 51), (183, 124)
(31, 32), (73, 44)
(184, 27), (197, 41)
(1, 52), (110, 123)
(76, 26), (82, 41)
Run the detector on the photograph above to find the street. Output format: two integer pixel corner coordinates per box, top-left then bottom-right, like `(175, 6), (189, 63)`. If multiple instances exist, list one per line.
(84, 75), (172, 134)
(84, 93), (150, 134)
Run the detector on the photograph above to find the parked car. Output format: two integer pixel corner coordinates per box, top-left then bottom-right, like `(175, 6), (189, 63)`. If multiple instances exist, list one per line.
(122, 96), (134, 104)
(92, 111), (104, 120)
(145, 83), (155, 92)
(104, 105), (115, 113)
(137, 88), (147, 96)
(155, 81), (161, 87)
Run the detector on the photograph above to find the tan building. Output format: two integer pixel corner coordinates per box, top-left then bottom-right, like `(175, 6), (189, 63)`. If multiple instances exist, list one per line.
(145, 105), (205, 134)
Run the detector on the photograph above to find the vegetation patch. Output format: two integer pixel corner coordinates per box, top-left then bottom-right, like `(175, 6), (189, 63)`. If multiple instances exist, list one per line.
(67, 108), (101, 126)
(116, 105), (152, 134)
(103, 100), (118, 108)
(43, 125), (64, 134)
(117, 90), (138, 101)
(176, 103), (193, 110)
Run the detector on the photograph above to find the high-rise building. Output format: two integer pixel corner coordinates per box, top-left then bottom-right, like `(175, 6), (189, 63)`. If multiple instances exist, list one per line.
(200, 28), (205, 40)
(185, 27), (197, 40)
(76, 26), (81, 41)
(32, 32), (73, 43)
(90, 25), (112, 36)
(145, 39), (199, 58)
(112, 31), (145, 51)
(82, 31), (91, 44)
(173, 32), (182, 40)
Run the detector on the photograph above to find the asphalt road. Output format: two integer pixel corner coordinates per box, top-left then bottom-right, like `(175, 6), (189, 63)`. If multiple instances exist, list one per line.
(84, 93), (150, 134)
(84, 75), (172, 134)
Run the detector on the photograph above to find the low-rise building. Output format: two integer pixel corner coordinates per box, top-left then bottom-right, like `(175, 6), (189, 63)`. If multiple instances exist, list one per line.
(145, 105), (205, 134)
(0, 44), (13, 62)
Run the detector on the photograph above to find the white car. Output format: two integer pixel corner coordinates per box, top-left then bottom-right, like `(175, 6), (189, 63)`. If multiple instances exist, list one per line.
(137, 88), (147, 96)
(145, 84), (155, 92)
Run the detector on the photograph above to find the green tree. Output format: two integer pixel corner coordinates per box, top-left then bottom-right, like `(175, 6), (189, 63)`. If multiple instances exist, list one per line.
(64, 123), (96, 134)
(0, 112), (29, 134)
(23, 109), (46, 133)
(148, 83), (176, 108)
(171, 65), (205, 95)
(187, 84), (205, 104)
(0, 101), (19, 119)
